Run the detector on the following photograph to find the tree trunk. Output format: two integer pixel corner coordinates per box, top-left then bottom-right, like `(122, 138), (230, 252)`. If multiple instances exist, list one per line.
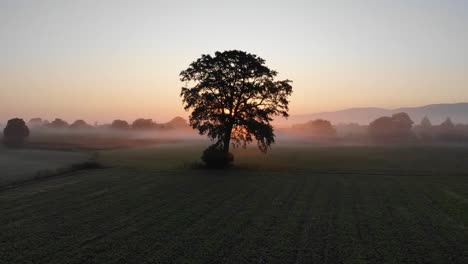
(223, 123), (233, 153)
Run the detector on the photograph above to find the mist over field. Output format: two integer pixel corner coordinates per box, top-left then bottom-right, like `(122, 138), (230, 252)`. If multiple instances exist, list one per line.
(2, 109), (468, 189)
(2, 111), (468, 264)
(2, 0), (468, 263)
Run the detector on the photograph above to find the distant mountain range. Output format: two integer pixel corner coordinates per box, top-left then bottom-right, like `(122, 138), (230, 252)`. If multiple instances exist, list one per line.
(289, 103), (468, 125)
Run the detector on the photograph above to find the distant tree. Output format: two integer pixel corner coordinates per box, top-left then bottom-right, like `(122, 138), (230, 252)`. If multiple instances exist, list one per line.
(165, 116), (189, 129)
(48, 118), (69, 129)
(296, 119), (336, 137)
(70, 120), (92, 130)
(437, 117), (459, 141)
(420, 116), (432, 128)
(440, 117), (455, 130)
(28, 118), (44, 128)
(180, 50), (292, 168)
(369, 112), (414, 141)
(111, 120), (130, 130)
(417, 116), (433, 141)
(391, 112), (414, 134)
(306, 119), (336, 137)
(369, 116), (394, 139)
(132, 118), (155, 130)
(3, 118), (30, 148)
(335, 123), (367, 139)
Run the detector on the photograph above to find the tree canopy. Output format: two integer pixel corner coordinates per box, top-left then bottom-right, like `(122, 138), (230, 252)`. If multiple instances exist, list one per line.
(48, 118), (69, 129)
(369, 112), (414, 140)
(292, 119), (337, 137)
(440, 117), (455, 129)
(420, 116), (432, 128)
(70, 120), (92, 130)
(180, 50), (292, 153)
(3, 118), (30, 148)
(132, 118), (155, 130)
(111, 120), (130, 130)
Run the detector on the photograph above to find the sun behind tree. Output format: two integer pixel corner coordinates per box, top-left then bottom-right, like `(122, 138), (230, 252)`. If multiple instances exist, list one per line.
(180, 50), (293, 168)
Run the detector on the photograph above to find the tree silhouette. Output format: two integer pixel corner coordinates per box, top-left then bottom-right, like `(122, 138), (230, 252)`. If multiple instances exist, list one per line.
(70, 120), (92, 129)
(369, 112), (414, 141)
(3, 118), (30, 148)
(293, 119), (336, 137)
(132, 118), (155, 130)
(438, 117), (458, 141)
(418, 116), (433, 141)
(369, 116), (394, 139)
(28, 118), (44, 128)
(420, 116), (432, 128)
(48, 118), (69, 129)
(391, 112), (413, 134)
(440, 117), (455, 130)
(111, 120), (130, 130)
(180, 50), (292, 157)
(165, 117), (189, 129)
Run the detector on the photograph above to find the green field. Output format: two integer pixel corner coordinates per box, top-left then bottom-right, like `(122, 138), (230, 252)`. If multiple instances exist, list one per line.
(1, 143), (468, 263)
(0, 146), (92, 187)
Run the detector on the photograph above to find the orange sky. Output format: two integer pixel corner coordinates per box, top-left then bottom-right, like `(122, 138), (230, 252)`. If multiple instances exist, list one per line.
(1, 1), (468, 124)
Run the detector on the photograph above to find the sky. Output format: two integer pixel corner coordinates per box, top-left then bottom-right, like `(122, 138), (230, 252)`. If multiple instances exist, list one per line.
(1, 0), (468, 124)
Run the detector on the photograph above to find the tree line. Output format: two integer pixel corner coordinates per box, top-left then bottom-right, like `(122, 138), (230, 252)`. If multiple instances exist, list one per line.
(293, 112), (468, 143)
(1, 117), (189, 148)
(19, 117), (189, 131)
(368, 112), (468, 142)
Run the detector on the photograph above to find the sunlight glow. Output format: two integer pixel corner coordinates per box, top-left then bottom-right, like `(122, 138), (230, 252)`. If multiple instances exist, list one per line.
(1, 1), (468, 124)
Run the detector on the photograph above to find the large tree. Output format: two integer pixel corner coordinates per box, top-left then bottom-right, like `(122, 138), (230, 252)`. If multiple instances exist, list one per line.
(180, 50), (292, 154)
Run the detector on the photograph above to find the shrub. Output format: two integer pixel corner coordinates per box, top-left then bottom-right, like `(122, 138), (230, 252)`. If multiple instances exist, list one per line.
(3, 118), (30, 148)
(201, 144), (234, 169)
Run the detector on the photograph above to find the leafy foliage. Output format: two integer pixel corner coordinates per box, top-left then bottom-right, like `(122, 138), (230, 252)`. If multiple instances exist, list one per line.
(180, 50), (292, 154)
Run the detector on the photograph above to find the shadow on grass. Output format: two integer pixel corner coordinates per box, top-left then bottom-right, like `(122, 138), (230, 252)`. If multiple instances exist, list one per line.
(186, 161), (272, 172)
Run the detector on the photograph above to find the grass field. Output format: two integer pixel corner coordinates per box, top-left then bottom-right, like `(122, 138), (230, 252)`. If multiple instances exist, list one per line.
(1, 143), (468, 263)
(0, 146), (92, 187)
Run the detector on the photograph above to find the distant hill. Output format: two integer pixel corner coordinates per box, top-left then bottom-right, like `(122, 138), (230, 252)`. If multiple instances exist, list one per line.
(289, 103), (468, 125)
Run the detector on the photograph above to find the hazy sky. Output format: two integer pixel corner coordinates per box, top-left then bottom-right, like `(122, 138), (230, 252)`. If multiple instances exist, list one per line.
(1, 0), (468, 124)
